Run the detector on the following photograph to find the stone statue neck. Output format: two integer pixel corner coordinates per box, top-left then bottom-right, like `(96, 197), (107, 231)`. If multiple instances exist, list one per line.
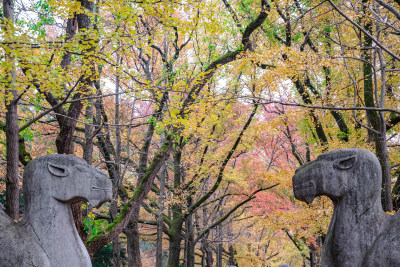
(323, 194), (384, 265)
(340, 193), (384, 217)
(331, 194), (384, 240)
(26, 197), (77, 236)
(23, 197), (91, 266)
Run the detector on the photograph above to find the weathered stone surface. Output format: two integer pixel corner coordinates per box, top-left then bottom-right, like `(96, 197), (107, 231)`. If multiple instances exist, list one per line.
(0, 154), (112, 267)
(278, 264), (290, 267)
(292, 148), (400, 266)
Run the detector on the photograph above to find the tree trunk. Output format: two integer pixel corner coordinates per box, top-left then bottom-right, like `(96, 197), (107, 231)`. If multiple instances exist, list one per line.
(126, 210), (142, 267)
(112, 52), (122, 267)
(227, 245), (236, 266)
(167, 145), (185, 267)
(377, 126), (392, 211)
(3, 0), (19, 221)
(216, 225), (223, 267)
(3, 0), (14, 19)
(201, 247), (206, 267)
(362, 3), (393, 212)
(185, 205), (195, 267)
(156, 167), (166, 267)
(167, 216), (184, 267)
(200, 232), (212, 267)
(5, 102), (19, 220)
(205, 245), (213, 267)
(309, 248), (316, 267)
(111, 201), (121, 267)
(83, 103), (94, 164)
(112, 238), (121, 267)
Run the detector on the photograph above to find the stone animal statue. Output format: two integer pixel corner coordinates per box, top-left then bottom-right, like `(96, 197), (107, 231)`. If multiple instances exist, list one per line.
(292, 148), (400, 266)
(0, 154), (112, 267)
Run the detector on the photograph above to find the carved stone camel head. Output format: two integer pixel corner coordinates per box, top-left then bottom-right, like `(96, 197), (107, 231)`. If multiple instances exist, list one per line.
(23, 154), (112, 212)
(292, 148), (381, 205)
(291, 149), (400, 266)
(0, 154), (112, 267)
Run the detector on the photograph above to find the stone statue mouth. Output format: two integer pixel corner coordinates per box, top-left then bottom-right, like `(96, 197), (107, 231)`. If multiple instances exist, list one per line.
(91, 186), (112, 191)
(293, 180), (316, 204)
(293, 181), (315, 190)
(89, 185), (112, 208)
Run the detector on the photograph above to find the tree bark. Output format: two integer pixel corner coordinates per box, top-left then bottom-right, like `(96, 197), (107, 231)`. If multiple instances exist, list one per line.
(216, 242), (223, 267)
(168, 227), (184, 267)
(185, 198), (195, 267)
(200, 235), (213, 267)
(83, 103), (94, 165)
(227, 245), (236, 266)
(361, 2), (393, 212)
(205, 246), (213, 267)
(5, 102), (19, 220)
(215, 224), (223, 267)
(156, 167), (166, 267)
(3, 0), (20, 221)
(112, 52), (122, 267)
(125, 214), (142, 267)
(167, 145), (184, 267)
(112, 238), (121, 267)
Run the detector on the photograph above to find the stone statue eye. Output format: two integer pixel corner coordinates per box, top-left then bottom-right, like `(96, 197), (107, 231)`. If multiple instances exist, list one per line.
(334, 155), (357, 170)
(48, 162), (69, 177)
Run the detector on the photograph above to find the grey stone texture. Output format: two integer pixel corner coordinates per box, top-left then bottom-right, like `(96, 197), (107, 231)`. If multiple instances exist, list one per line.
(293, 148), (400, 266)
(0, 154), (112, 267)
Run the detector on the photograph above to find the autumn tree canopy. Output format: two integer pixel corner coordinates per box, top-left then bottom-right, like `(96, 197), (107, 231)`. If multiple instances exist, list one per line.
(1, 0), (400, 266)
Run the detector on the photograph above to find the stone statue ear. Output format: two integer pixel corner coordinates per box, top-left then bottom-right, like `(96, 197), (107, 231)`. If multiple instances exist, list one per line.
(48, 162), (70, 177)
(334, 155), (357, 170)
